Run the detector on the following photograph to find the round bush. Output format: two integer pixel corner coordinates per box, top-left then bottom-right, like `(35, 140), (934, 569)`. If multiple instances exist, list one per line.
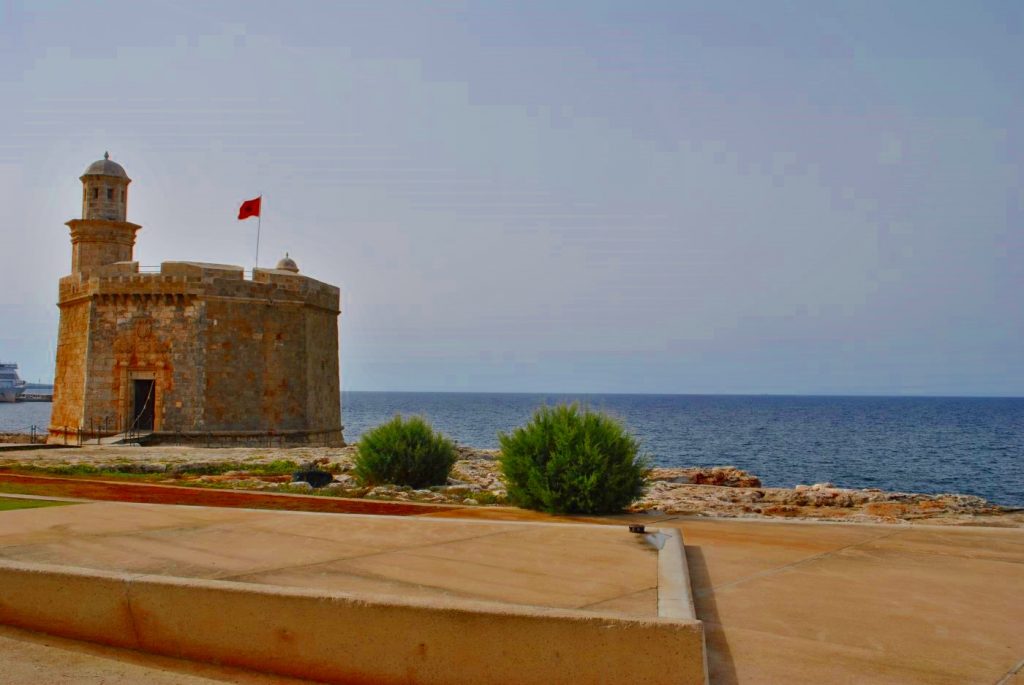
(354, 415), (457, 488)
(498, 403), (649, 514)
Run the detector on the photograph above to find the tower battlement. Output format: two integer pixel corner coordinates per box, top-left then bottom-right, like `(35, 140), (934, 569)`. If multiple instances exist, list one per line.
(57, 262), (341, 312)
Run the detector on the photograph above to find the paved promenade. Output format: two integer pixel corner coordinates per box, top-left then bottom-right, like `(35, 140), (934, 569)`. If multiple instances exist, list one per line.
(430, 506), (1024, 684)
(0, 500), (658, 616)
(672, 517), (1024, 685)
(0, 496), (1021, 683)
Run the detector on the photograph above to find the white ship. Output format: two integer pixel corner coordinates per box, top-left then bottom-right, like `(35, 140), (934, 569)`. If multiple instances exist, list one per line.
(0, 363), (28, 403)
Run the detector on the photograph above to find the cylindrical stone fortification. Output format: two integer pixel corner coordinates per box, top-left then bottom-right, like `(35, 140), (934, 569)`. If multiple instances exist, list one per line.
(67, 153), (140, 274)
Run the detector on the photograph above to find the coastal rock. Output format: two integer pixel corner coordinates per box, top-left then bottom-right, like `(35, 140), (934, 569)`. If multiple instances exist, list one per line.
(649, 466), (761, 488)
(367, 485), (398, 498)
(456, 446), (500, 461)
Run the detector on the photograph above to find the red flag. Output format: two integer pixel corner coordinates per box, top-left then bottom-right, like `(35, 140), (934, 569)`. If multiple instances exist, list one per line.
(238, 196), (261, 220)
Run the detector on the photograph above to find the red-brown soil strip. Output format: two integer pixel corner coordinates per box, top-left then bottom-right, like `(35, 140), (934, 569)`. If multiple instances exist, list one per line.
(0, 473), (462, 517)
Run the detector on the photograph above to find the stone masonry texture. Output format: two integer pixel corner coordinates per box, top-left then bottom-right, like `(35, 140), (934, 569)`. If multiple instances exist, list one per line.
(49, 158), (343, 446)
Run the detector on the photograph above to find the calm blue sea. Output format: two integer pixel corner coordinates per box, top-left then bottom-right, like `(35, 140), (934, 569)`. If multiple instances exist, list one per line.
(4, 392), (1022, 507)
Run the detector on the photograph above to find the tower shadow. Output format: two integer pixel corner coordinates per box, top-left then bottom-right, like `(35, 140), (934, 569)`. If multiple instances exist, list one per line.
(685, 546), (739, 685)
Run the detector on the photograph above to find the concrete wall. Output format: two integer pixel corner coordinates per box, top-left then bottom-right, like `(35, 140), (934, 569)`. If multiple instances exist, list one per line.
(0, 559), (707, 685)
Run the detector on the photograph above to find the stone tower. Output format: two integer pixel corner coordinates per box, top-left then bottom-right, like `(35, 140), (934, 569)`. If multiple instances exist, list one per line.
(49, 155), (343, 446)
(67, 152), (141, 274)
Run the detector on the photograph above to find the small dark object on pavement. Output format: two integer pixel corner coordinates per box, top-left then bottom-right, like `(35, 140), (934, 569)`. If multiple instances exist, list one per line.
(629, 524), (645, 534)
(292, 469), (334, 488)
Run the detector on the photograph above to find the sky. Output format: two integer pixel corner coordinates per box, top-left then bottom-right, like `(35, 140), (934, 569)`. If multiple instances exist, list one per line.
(1, 1), (1021, 395)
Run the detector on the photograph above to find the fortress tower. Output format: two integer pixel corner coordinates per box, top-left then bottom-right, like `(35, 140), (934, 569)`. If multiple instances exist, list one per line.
(49, 155), (343, 446)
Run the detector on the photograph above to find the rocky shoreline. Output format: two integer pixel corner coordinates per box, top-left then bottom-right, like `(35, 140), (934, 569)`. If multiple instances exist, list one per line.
(0, 433), (36, 445)
(0, 443), (1019, 526)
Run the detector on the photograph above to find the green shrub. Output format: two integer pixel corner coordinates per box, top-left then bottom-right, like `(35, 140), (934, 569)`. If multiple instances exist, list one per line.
(498, 403), (649, 514)
(354, 415), (457, 488)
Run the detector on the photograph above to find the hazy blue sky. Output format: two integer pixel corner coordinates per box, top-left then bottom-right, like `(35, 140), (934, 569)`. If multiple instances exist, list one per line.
(1, 1), (1021, 395)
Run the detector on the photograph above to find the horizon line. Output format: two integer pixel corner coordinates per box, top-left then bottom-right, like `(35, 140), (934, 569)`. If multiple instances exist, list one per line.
(338, 389), (1024, 400)
(21, 383), (1023, 400)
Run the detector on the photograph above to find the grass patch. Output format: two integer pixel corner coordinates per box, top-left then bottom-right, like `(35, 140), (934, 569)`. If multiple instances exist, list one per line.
(1, 460), (302, 480)
(0, 483), (52, 497)
(47, 466), (158, 480)
(0, 496), (74, 511)
(254, 459), (303, 475)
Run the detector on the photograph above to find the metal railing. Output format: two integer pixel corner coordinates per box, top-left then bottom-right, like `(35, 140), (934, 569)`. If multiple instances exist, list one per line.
(2, 424), (43, 444)
(136, 265), (256, 278)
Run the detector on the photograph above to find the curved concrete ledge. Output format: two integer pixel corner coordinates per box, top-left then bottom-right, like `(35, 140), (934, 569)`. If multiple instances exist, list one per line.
(653, 527), (697, 621)
(653, 527), (708, 685)
(0, 559), (707, 685)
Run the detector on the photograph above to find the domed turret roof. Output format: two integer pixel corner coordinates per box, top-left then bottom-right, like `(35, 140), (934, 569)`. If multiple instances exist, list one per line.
(83, 152), (128, 179)
(276, 253), (299, 273)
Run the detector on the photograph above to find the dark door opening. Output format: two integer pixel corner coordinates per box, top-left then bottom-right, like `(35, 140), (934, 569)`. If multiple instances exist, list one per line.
(132, 379), (155, 431)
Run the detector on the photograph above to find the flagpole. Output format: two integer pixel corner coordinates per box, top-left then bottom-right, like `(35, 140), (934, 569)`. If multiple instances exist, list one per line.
(255, 193), (262, 271)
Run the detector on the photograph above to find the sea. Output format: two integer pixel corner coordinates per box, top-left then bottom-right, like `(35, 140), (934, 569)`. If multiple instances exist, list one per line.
(3, 392), (1022, 507)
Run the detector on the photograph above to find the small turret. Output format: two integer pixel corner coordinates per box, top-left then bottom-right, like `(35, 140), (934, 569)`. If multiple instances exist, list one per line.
(276, 253), (300, 273)
(81, 152), (131, 222)
(66, 153), (141, 274)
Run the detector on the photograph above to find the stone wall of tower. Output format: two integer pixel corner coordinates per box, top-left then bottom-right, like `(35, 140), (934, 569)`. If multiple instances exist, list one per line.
(81, 176), (129, 222)
(68, 220), (139, 274)
(305, 304), (342, 433)
(49, 299), (91, 436)
(82, 292), (206, 435)
(202, 298), (308, 432)
(197, 266), (341, 441)
(49, 262), (342, 445)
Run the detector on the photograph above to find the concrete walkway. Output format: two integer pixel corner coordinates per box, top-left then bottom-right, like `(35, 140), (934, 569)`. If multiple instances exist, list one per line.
(0, 500), (659, 616)
(668, 516), (1024, 685)
(1, 498), (1021, 684)
(430, 506), (1024, 684)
